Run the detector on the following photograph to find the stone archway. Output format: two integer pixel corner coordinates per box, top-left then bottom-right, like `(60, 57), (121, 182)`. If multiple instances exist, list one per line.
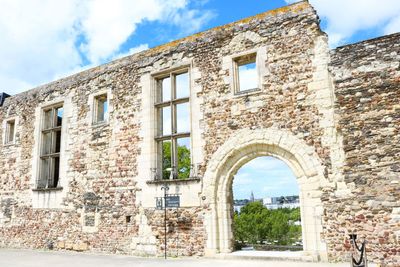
(202, 128), (329, 261)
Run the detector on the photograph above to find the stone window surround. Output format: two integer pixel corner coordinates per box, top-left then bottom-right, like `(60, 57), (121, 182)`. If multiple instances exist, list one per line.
(36, 104), (64, 190)
(224, 46), (267, 97)
(233, 52), (257, 93)
(88, 89), (113, 127)
(81, 209), (101, 233)
(33, 101), (64, 190)
(136, 60), (204, 208)
(31, 97), (72, 209)
(2, 116), (18, 146)
(152, 65), (193, 180)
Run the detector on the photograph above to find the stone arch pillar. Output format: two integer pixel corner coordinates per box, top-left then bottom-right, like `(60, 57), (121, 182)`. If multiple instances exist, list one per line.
(202, 128), (329, 261)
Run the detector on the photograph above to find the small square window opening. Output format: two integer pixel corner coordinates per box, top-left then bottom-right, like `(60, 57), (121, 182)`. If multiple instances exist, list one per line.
(235, 53), (258, 93)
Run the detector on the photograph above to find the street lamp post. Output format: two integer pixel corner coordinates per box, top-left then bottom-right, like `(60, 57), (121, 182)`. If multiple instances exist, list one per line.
(161, 184), (169, 259)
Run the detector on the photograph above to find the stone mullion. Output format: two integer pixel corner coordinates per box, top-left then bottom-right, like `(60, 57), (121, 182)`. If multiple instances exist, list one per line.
(52, 106), (57, 128)
(49, 125), (56, 188)
(47, 156), (55, 188)
(171, 73), (178, 179)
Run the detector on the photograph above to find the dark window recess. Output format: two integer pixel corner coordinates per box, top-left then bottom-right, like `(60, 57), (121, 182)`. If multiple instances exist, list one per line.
(5, 119), (15, 144)
(85, 215), (95, 227)
(126, 215), (132, 223)
(94, 94), (108, 124)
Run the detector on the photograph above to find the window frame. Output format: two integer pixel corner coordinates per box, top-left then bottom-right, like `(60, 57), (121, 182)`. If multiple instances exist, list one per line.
(233, 52), (259, 94)
(36, 104), (63, 190)
(3, 118), (16, 145)
(93, 93), (108, 125)
(154, 68), (192, 180)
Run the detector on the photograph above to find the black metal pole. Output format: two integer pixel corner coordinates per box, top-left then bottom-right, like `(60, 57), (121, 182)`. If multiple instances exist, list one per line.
(164, 187), (167, 259)
(176, 206), (179, 257)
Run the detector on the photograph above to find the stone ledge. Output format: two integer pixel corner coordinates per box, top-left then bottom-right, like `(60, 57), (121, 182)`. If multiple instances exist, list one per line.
(146, 178), (201, 185)
(232, 88), (262, 98)
(32, 187), (63, 192)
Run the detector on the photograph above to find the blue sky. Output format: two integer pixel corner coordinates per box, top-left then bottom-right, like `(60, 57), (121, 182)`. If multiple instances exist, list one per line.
(233, 156), (298, 200)
(1, 0), (400, 95)
(1, 0), (399, 199)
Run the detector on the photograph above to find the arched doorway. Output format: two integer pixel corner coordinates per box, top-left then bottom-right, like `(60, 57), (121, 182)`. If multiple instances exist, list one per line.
(232, 156), (301, 252)
(202, 128), (328, 261)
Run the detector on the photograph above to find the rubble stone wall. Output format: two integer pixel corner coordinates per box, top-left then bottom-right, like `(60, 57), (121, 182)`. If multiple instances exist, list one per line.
(328, 33), (400, 265)
(0, 1), (399, 265)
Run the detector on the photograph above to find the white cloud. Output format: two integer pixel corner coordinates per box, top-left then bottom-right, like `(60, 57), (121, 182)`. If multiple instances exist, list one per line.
(284, 0), (300, 4)
(168, 9), (216, 35)
(0, 0), (82, 94)
(111, 44), (149, 61)
(242, 156), (291, 172)
(232, 156), (298, 199)
(239, 63), (258, 91)
(0, 0), (213, 95)
(79, 0), (189, 64)
(384, 15), (400, 35)
(233, 172), (252, 186)
(53, 44), (150, 81)
(309, 0), (400, 46)
(285, 0), (400, 46)
(262, 185), (280, 192)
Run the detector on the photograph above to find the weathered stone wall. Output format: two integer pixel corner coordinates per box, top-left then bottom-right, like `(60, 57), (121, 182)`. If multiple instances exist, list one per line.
(328, 33), (400, 265)
(0, 70), (141, 253)
(143, 207), (207, 256)
(0, 1), (330, 257)
(0, 0), (398, 265)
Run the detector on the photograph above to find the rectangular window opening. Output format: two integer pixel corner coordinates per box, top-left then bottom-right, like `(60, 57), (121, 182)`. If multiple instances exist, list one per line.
(235, 53), (258, 93)
(5, 120), (15, 144)
(94, 94), (108, 124)
(155, 70), (191, 180)
(37, 105), (63, 189)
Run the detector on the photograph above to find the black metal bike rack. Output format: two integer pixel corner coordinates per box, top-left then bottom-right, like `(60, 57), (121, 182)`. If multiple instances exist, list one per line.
(349, 234), (367, 267)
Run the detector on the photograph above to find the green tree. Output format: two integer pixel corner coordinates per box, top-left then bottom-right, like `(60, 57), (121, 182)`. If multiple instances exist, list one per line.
(162, 141), (172, 179)
(269, 210), (290, 245)
(177, 143), (191, 179)
(233, 202), (302, 247)
(240, 201), (265, 215)
(234, 202), (271, 243)
(162, 141), (191, 179)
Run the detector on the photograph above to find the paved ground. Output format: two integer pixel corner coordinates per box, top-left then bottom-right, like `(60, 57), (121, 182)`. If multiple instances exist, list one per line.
(0, 249), (360, 267)
(230, 250), (304, 258)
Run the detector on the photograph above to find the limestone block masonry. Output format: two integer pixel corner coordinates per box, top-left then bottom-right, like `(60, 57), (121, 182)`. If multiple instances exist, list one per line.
(0, 1), (399, 265)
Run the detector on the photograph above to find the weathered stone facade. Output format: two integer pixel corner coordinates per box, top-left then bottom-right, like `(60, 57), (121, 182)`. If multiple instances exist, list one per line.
(326, 33), (400, 264)
(0, 1), (398, 265)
